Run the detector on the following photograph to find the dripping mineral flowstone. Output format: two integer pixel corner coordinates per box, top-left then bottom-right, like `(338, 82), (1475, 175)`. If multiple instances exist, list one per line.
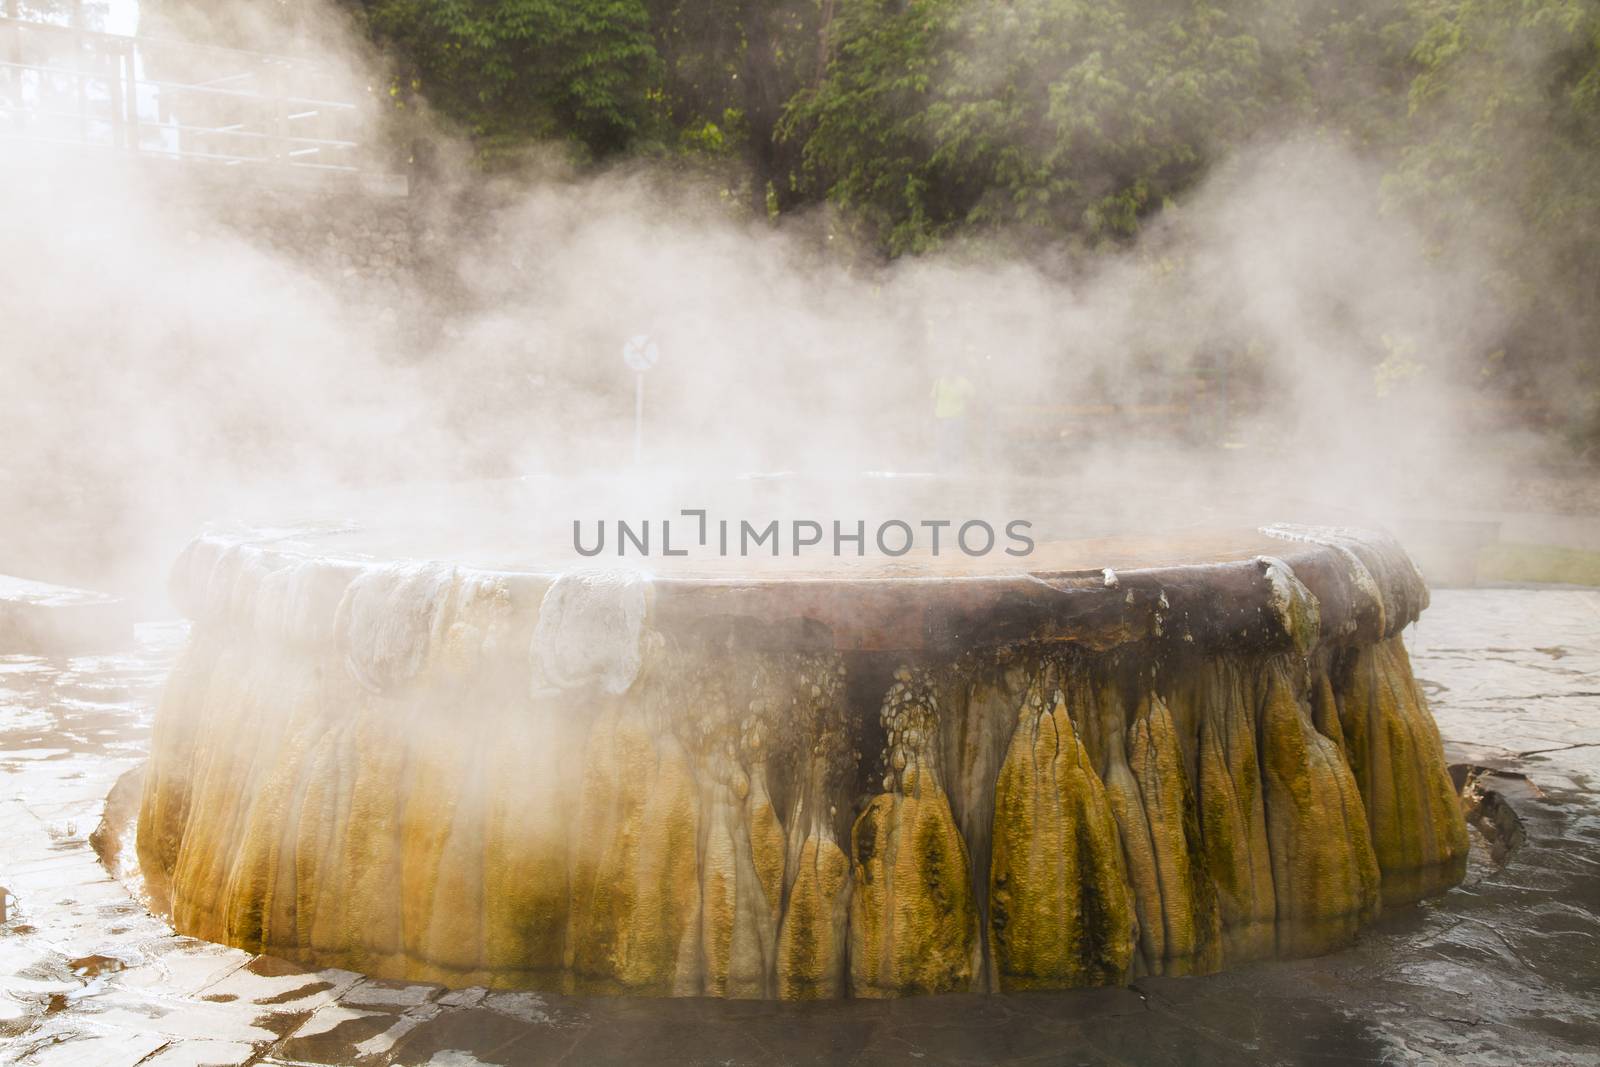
(135, 522), (1468, 998)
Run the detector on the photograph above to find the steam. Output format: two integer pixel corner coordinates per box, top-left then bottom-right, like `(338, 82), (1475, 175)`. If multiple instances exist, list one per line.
(532, 569), (647, 695)
(0, 0), (1538, 609)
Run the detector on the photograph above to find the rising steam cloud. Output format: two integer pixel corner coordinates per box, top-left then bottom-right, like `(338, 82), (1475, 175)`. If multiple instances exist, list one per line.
(0, 0), (1533, 608)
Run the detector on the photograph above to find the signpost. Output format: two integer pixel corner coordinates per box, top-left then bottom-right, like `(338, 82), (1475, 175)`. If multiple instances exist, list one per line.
(622, 334), (659, 464)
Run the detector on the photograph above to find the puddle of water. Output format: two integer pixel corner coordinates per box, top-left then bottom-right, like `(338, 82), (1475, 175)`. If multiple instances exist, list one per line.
(69, 953), (129, 978)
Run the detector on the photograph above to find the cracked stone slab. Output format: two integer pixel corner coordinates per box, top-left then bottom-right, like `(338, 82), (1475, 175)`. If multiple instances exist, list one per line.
(0, 575), (131, 655)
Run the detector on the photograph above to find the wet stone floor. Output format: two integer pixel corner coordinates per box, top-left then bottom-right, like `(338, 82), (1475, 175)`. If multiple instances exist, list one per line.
(1, 590), (1598, 1066)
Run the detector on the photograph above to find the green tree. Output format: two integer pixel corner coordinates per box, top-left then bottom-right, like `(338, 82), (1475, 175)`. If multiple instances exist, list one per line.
(1394, 0), (1600, 445)
(644, 0), (827, 213)
(786, 0), (1279, 253)
(359, 0), (664, 159)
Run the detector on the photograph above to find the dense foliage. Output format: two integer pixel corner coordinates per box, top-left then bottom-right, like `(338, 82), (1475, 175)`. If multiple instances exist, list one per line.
(787, 0), (1284, 252)
(1394, 0), (1600, 443)
(281, 0), (1600, 444)
(356, 0), (662, 155)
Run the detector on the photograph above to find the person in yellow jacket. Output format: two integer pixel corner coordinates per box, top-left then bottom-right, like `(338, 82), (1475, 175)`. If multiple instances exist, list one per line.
(931, 368), (976, 471)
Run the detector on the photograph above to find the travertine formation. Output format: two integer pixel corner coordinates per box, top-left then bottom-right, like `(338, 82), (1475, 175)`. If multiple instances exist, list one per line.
(137, 525), (1468, 997)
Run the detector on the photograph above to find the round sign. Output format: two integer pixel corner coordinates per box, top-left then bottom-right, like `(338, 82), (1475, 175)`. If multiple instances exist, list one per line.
(622, 334), (660, 371)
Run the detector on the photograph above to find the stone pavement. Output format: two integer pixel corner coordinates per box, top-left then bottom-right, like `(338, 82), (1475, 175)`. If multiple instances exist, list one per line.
(1410, 589), (1600, 790)
(0, 592), (1597, 1066)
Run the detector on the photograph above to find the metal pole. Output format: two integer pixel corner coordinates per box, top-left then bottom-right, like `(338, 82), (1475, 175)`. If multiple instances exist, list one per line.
(106, 42), (123, 147)
(634, 372), (644, 465)
(123, 44), (137, 151)
(71, 0), (85, 145)
(270, 59), (285, 165)
(1219, 349), (1230, 445)
(4, 1), (20, 133)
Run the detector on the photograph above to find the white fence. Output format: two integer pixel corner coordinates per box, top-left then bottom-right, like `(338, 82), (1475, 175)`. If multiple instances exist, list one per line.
(0, 14), (372, 173)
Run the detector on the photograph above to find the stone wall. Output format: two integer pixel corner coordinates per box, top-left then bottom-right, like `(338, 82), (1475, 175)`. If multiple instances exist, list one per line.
(176, 166), (418, 316)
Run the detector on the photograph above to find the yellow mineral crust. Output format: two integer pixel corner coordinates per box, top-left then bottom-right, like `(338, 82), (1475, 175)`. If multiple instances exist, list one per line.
(1334, 637), (1469, 907)
(564, 695), (701, 995)
(776, 832), (850, 998)
(1164, 660), (1277, 963)
(1098, 687), (1165, 972)
(774, 674), (853, 1000)
(926, 659), (1026, 991)
(697, 765), (785, 998)
(848, 768), (981, 996)
(849, 674), (982, 997)
(1257, 662), (1381, 956)
(480, 702), (577, 985)
(988, 680), (1137, 991)
(327, 700), (412, 976)
(135, 633), (215, 914)
(1125, 694), (1222, 976)
(136, 544), (1469, 1000)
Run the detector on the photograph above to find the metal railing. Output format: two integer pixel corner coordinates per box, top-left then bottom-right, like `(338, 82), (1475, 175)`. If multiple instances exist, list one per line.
(0, 14), (372, 173)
